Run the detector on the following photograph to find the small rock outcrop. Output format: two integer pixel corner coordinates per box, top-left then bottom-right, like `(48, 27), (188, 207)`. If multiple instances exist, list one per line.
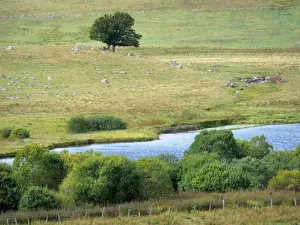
(6, 46), (17, 50)
(128, 52), (135, 57)
(101, 79), (109, 84)
(70, 46), (79, 54)
(170, 60), (183, 69)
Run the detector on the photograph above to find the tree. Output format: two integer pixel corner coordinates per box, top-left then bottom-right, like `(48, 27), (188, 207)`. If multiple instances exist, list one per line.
(268, 170), (300, 192)
(13, 145), (67, 193)
(186, 130), (240, 160)
(136, 158), (173, 199)
(60, 155), (140, 205)
(89, 12), (142, 52)
(0, 163), (20, 211)
(19, 186), (60, 211)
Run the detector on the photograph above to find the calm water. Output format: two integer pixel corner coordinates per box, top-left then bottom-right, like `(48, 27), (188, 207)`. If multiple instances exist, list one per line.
(1, 124), (299, 164)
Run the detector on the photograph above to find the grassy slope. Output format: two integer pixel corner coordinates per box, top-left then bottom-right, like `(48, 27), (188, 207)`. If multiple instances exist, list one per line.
(0, 0), (300, 154)
(31, 207), (300, 225)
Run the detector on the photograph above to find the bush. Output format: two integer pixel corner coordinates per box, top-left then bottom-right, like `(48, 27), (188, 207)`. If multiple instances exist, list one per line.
(186, 130), (240, 160)
(68, 116), (89, 133)
(268, 170), (300, 192)
(19, 186), (60, 211)
(9, 128), (30, 139)
(68, 115), (127, 133)
(0, 163), (20, 211)
(0, 127), (13, 138)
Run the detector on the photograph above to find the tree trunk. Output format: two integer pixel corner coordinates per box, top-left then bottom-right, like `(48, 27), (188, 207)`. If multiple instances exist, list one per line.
(112, 45), (116, 52)
(107, 44), (111, 49)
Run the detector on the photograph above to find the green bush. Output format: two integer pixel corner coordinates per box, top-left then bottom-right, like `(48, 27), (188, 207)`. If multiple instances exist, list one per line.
(19, 186), (60, 211)
(68, 115), (127, 133)
(9, 128), (30, 139)
(0, 163), (20, 211)
(0, 127), (13, 138)
(268, 170), (300, 192)
(68, 116), (90, 133)
(186, 129), (240, 160)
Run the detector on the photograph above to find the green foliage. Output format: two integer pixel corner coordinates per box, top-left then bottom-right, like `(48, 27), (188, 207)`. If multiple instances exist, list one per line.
(0, 127), (13, 138)
(19, 186), (60, 211)
(187, 130), (240, 160)
(136, 158), (173, 199)
(13, 145), (67, 193)
(269, 170), (300, 192)
(231, 157), (268, 188)
(61, 155), (140, 205)
(0, 163), (20, 211)
(68, 115), (127, 134)
(68, 116), (90, 134)
(238, 135), (273, 159)
(9, 128), (30, 139)
(90, 12), (142, 52)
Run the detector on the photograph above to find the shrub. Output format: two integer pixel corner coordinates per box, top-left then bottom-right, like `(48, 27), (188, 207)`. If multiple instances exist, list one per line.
(68, 115), (127, 133)
(186, 130), (240, 160)
(68, 116), (89, 133)
(0, 163), (20, 211)
(0, 127), (13, 138)
(9, 128), (30, 139)
(268, 170), (300, 192)
(19, 186), (60, 211)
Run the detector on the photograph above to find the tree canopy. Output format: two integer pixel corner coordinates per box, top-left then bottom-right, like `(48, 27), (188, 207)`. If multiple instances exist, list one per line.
(89, 12), (142, 52)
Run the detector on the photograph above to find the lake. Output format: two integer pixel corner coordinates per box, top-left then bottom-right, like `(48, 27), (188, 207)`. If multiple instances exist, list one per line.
(1, 123), (299, 164)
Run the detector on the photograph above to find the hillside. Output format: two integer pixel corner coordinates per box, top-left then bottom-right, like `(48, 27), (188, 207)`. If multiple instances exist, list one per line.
(0, 0), (300, 154)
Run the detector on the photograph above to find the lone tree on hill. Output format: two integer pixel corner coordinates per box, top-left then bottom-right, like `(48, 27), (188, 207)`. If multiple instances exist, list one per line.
(89, 12), (142, 52)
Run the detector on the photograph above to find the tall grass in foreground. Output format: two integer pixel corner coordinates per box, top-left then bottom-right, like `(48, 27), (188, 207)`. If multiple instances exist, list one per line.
(2, 190), (300, 224)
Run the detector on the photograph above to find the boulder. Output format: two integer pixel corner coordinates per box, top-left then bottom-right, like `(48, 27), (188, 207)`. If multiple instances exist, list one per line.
(101, 79), (109, 84)
(1, 88), (7, 91)
(176, 64), (183, 69)
(128, 52), (135, 57)
(6, 46), (16, 50)
(47, 76), (52, 81)
(70, 46), (79, 54)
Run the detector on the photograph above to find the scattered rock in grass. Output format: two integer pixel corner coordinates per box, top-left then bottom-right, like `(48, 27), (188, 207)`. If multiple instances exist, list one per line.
(15, 86), (21, 90)
(170, 60), (177, 66)
(72, 92), (78, 96)
(70, 45), (79, 54)
(216, 76), (220, 79)
(6, 46), (17, 50)
(128, 52), (135, 57)
(7, 96), (15, 100)
(31, 76), (36, 80)
(1, 88), (7, 91)
(265, 76), (281, 84)
(297, 42), (300, 45)
(101, 79), (109, 84)
(176, 64), (183, 69)
(235, 90), (241, 94)
(29, 82), (34, 87)
(47, 76), (52, 81)
(6, 76), (11, 79)
(120, 71), (126, 75)
(230, 82), (236, 88)
(0, 74), (6, 78)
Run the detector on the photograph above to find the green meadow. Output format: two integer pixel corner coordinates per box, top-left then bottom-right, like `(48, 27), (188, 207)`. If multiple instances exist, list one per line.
(0, 0), (300, 155)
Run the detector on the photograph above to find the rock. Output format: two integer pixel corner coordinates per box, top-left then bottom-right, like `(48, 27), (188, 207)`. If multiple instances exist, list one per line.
(297, 42), (300, 45)
(0, 74), (6, 78)
(101, 79), (109, 84)
(1, 88), (7, 91)
(70, 45), (79, 54)
(119, 71), (126, 75)
(15, 86), (21, 90)
(128, 52), (135, 57)
(265, 76), (281, 83)
(6, 46), (16, 50)
(170, 60), (177, 66)
(230, 82), (236, 88)
(47, 76), (52, 81)
(215, 76), (220, 79)
(31, 76), (36, 80)
(235, 90), (241, 94)
(72, 92), (78, 96)
(176, 64), (183, 69)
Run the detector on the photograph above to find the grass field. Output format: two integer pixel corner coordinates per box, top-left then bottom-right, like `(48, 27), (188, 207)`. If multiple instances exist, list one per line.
(0, 0), (300, 155)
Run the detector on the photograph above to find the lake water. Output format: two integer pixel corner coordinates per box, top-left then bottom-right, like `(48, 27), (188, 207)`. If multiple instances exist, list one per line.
(1, 123), (299, 164)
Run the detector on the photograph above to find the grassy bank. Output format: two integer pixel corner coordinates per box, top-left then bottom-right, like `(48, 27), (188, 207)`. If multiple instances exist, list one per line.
(2, 190), (300, 224)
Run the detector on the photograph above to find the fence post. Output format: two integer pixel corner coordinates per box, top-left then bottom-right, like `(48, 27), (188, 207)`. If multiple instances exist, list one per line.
(45, 216), (48, 223)
(270, 198), (273, 208)
(14, 217), (17, 225)
(128, 209), (131, 217)
(168, 206), (171, 215)
(294, 197), (297, 207)
(27, 218), (30, 225)
(84, 211), (88, 219)
(223, 199), (225, 210)
(102, 207), (105, 218)
(236, 201), (239, 208)
(118, 205), (121, 217)
(6, 218), (9, 225)
(209, 202), (212, 212)
(149, 205), (152, 216)
(58, 214), (61, 224)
